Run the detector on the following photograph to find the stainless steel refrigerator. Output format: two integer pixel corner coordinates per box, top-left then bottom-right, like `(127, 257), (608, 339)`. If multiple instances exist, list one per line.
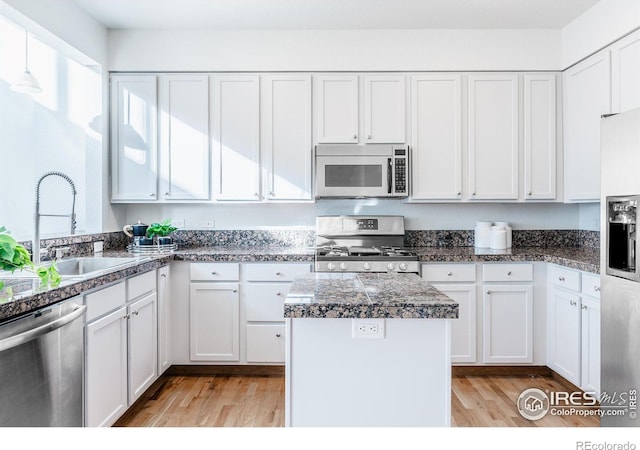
(600, 108), (640, 427)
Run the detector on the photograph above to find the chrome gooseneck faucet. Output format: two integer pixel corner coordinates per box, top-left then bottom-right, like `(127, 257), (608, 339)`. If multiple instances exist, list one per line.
(33, 171), (77, 265)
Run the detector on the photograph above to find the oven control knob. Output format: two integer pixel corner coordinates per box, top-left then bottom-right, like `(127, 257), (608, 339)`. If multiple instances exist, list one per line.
(387, 262), (395, 271)
(363, 262), (372, 271)
(327, 263), (336, 271)
(399, 263), (408, 271)
(339, 262), (348, 271)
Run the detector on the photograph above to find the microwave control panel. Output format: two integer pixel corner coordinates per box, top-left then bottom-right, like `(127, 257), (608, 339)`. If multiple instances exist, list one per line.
(394, 148), (407, 194)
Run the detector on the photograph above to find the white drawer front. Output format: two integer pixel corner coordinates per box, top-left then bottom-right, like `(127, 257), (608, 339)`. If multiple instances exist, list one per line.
(85, 282), (126, 322)
(548, 264), (580, 291)
(483, 263), (533, 282)
(127, 270), (157, 301)
(190, 263), (240, 281)
(422, 264), (476, 282)
(246, 324), (285, 363)
(246, 283), (291, 321)
(244, 263), (311, 282)
(581, 272), (601, 299)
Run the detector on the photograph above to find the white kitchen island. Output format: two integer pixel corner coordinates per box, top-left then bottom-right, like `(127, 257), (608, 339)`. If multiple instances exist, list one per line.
(284, 272), (458, 427)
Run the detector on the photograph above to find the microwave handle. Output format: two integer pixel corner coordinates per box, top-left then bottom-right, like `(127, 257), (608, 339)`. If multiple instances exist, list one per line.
(387, 158), (392, 194)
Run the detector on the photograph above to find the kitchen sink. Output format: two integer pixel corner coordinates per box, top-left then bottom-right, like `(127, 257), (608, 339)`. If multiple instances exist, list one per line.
(54, 257), (141, 277)
(0, 257), (144, 281)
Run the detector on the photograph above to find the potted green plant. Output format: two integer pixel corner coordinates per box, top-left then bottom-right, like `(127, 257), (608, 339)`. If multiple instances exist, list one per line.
(146, 219), (178, 245)
(0, 226), (61, 296)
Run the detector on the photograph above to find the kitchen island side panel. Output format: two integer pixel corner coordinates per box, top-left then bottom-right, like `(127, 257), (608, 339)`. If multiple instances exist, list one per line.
(286, 317), (451, 427)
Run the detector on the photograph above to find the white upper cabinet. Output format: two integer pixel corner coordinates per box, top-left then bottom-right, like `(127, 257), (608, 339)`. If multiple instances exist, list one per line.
(316, 75), (359, 143)
(363, 75), (406, 143)
(212, 75), (261, 200)
(111, 75), (158, 201)
(410, 74), (462, 200)
(563, 51), (611, 202)
(523, 74), (557, 200)
(611, 28), (640, 114)
(468, 74), (519, 200)
(316, 74), (406, 144)
(159, 75), (210, 200)
(261, 74), (313, 201)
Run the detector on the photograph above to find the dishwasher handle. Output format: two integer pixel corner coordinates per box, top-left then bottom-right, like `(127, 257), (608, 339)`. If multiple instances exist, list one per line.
(0, 304), (86, 352)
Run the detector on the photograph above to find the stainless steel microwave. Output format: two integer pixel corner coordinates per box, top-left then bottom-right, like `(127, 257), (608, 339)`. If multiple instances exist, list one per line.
(315, 144), (409, 199)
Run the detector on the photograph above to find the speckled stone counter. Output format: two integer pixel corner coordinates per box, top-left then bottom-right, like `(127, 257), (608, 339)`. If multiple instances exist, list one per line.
(284, 272), (459, 319)
(172, 245), (315, 262)
(413, 246), (600, 273)
(0, 255), (171, 323)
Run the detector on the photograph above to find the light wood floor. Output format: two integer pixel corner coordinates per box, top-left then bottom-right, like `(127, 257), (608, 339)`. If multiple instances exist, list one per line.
(114, 373), (599, 427)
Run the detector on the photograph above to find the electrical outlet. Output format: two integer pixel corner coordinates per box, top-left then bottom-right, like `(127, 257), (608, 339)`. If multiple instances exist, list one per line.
(352, 319), (385, 339)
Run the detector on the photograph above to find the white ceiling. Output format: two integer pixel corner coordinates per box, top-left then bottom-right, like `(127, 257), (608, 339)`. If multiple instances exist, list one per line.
(73, 0), (601, 30)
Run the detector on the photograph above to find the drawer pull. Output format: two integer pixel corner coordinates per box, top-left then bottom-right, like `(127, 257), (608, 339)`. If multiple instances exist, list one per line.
(276, 292), (282, 296)
(594, 286), (600, 292)
(275, 272), (282, 276)
(211, 271), (217, 275)
(569, 300), (577, 306)
(447, 272), (453, 276)
(276, 333), (282, 338)
(232, 289), (237, 293)
(507, 271), (512, 276)
(558, 276), (565, 282)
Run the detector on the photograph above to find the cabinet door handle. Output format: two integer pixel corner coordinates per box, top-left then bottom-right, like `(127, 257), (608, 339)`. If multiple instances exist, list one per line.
(161, 273), (167, 278)
(123, 313), (130, 320)
(132, 310), (139, 316)
(486, 290), (491, 295)
(276, 292), (282, 296)
(447, 272), (453, 276)
(165, 192), (170, 196)
(353, 134), (357, 140)
(275, 272), (282, 276)
(507, 271), (512, 276)
(211, 271), (217, 275)
(569, 300), (577, 306)
(150, 193), (155, 197)
(276, 333), (282, 338)
(367, 135), (372, 140)
(232, 289), (237, 293)
(558, 276), (565, 282)
(594, 286), (600, 292)
(528, 192), (532, 196)
(582, 304), (588, 310)
(456, 192), (461, 196)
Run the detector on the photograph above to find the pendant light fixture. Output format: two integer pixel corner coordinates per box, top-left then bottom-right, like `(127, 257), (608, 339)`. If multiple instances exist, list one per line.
(11, 30), (42, 94)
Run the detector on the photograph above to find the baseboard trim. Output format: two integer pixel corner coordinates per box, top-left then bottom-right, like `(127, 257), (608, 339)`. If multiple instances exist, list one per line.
(452, 365), (553, 377)
(166, 364), (285, 377)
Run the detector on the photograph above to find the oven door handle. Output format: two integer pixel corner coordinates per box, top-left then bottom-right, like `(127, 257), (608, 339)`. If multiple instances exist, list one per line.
(387, 158), (393, 194)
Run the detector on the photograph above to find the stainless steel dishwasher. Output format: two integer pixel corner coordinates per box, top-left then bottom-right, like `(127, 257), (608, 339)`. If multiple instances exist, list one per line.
(0, 298), (86, 426)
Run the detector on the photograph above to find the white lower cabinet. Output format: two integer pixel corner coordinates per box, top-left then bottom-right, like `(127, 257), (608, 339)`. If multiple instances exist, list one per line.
(422, 263), (477, 363)
(157, 265), (171, 374)
(244, 263), (311, 363)
(482, 284), (533, 363)
(85, 270), (159, 427)
(481, 263), (534, 363)
(546, 265), (601, 394)
(189, 281), (240, 361)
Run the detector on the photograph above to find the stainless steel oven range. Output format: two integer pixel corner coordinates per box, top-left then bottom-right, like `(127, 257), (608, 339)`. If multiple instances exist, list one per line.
(315, 215), (419, 274)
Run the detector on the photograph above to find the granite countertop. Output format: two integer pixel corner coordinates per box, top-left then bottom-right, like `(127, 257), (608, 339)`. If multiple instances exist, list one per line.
(0, 244), (598, 324)
(284, 272), (459, 319)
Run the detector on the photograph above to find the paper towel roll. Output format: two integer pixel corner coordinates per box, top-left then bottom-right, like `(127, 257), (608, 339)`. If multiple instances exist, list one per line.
(490, 229), (507, 250)
(494, 222), (512, 248)
(475, 225), (492, 248)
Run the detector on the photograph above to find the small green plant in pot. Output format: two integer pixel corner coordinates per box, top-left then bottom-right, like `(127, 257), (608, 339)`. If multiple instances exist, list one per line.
(0, 226), (61, 296)
(146, 219), (178, 245)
